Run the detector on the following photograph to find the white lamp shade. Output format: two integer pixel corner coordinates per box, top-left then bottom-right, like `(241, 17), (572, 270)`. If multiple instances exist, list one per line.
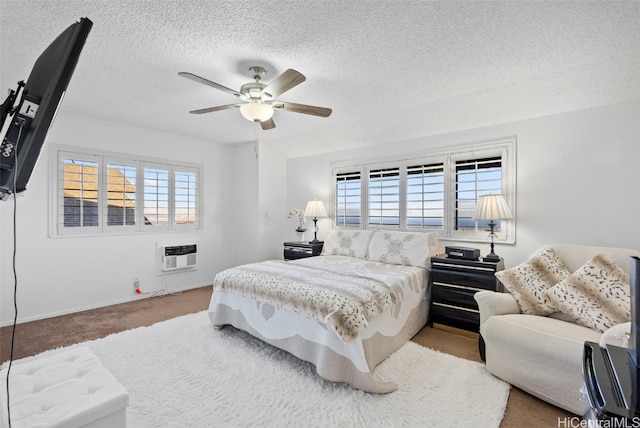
(304, 200), (327, 218)
(473, 194), (513, 221)
(239, 102), (274, 122)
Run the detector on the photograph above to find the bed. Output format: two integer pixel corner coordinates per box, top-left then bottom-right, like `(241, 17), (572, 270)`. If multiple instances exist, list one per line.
(208, 229), (438, 393)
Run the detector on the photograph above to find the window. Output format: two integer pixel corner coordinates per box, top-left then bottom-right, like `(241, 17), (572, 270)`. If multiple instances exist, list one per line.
(332, 138), (515, 243)
(335, 170), (362, 227)
(174, 168), (198, 227)
(143, 165), (169, 228)
(406, 163), (444, 229)
(106, 161), (136, 228)
(455, 157), (502, 231)
(62, 156), (99, 230)
(54, 147), (201, 236)
(368, 167), (400, 227)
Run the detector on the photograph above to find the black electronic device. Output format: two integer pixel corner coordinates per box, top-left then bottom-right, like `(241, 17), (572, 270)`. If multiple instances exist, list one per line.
(631, 256), (640, 368)
(445, 246), (480, 260)
(582, 257), (640, 423)
(0, 17), (93, 200)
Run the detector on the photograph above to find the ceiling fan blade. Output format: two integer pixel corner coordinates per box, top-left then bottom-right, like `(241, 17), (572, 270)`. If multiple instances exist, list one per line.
(274, 101), (332, 117)
(179, 72), (242, 98)
(260, 118), (276, 130)
(262, 69), (306, 98)
(189, 104), (242, 114)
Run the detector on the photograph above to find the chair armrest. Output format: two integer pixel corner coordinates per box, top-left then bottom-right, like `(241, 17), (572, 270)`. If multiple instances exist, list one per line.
(599, 322), (631, 348)
(474, 290), (521, 327)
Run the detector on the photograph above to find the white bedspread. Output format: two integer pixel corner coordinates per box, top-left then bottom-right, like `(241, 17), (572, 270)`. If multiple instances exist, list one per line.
(209, 255), (430, 393)
(213, 256), (424, 342)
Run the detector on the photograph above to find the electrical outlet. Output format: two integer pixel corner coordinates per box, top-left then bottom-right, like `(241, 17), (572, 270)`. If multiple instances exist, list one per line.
(133, 277), (140, 288)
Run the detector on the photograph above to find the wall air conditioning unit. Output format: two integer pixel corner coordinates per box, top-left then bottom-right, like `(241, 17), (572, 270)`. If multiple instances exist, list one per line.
(161, 243), (197, 272)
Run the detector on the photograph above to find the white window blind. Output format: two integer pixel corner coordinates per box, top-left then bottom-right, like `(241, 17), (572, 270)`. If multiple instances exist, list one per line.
(406, 163), (444, 229)
(455, 157), (502, 231)
(174, 168), (198, 227)
(143, 166), (170, 228)
(60, 153), (100, 233)
(331, 138), (515, 243)
(335, 171), (362, 227)
(105, 161), (136, 228)
(368, 167), (400, 227)
(53, 146), (200, 236)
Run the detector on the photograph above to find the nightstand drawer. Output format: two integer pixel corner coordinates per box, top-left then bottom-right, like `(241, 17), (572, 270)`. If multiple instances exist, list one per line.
(430, 270), (497, 290)
(283, 241), (323, 260)
(431, 302), (480, 329)
(432, 283), (479, 309)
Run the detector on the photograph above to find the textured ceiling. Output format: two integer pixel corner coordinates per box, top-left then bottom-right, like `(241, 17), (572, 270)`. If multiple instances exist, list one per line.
(1, 1), (640, 158)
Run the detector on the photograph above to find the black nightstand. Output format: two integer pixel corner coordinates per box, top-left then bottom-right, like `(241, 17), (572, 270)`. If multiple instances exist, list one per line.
(429, 255), (504, 332)
(283, 241), (324, 260)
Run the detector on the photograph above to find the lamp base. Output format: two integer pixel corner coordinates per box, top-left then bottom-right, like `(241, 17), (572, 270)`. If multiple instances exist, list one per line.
(482, 253), (501, 263)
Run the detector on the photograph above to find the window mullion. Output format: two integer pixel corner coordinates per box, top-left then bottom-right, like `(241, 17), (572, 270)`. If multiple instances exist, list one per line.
(399, 164), (407, 230)
(444, 154), (455, 238)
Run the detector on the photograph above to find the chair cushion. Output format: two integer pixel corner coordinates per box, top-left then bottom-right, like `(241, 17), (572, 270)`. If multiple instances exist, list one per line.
(481, 313), (601, 415)
(495, 248), (570, 315)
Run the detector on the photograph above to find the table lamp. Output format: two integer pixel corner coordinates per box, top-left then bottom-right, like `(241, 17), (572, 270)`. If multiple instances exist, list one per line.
(304, 200), (327, 243)
(473, 194), (513, 262)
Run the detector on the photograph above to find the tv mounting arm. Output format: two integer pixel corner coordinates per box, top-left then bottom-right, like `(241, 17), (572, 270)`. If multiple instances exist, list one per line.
(0, 81), (25, 130)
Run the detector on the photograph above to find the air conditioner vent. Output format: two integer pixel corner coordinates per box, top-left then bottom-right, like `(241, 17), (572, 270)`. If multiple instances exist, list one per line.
(161, 244), (197, 271)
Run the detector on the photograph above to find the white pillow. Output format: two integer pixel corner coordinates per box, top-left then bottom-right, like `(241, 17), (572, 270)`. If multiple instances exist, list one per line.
(367, 231), (438, 268)
(321, 230), (375, 258)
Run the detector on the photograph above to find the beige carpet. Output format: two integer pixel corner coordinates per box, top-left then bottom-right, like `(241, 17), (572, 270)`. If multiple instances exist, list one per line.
(9, 312), (509, 427)
(0, 286), (572, 427)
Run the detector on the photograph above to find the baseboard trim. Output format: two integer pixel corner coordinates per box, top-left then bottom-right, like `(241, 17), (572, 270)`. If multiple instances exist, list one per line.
(433, 323), (480, 340)
(1, 283), (212, 327)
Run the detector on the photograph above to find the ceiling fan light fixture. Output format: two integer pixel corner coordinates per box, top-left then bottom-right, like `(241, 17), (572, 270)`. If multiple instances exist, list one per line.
(240, 102), (274, 122)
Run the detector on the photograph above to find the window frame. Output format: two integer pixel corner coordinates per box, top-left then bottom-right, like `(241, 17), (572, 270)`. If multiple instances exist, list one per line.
(366, 163), (401, 229)
(50, 145), (202, 237)
(334, 166), (364, 228)
(331, 138), (516, 244)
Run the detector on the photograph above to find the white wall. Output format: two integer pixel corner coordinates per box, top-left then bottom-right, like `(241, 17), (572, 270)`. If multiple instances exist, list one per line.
(286, 100), (640, 268)
(229, 140), (287, 263)
(3, 100), (638, 325)
(257, 141), (287, 261)
(0, 112), (237, 325)
(230, 141), (260, 265)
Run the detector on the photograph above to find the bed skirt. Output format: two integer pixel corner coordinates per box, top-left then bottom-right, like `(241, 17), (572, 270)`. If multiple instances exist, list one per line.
(208, 290), (430, 393)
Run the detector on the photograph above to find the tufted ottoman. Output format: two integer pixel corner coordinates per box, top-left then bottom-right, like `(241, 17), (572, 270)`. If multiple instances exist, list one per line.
(0, 347), (129, 428)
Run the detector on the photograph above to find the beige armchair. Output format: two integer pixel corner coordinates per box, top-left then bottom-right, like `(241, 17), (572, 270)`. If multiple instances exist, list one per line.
(475, 244), (640, 415)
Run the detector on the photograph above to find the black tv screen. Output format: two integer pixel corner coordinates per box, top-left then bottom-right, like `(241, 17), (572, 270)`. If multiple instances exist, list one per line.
(0, 17), (92, 200)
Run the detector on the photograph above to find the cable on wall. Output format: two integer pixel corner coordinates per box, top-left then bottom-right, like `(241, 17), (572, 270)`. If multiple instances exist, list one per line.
(5, 118), (25, 428)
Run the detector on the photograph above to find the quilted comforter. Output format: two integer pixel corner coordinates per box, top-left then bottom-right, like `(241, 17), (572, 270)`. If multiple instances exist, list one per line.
(209, 255), (430, 393)
(213, 258), (416, 343)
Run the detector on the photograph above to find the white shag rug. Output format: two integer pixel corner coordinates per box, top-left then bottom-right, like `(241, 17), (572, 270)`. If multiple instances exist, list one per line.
(10, 312), (509, 427)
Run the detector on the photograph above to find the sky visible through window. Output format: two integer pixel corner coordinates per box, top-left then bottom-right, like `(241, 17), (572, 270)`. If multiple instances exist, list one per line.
(334, 157), (503, 231)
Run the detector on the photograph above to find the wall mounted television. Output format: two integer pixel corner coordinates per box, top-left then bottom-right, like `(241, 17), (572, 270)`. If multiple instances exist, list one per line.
(0, 17), (92, 200)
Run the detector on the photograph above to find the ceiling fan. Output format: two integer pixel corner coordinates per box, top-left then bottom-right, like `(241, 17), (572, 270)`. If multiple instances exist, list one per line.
(179, 66), (332, 130)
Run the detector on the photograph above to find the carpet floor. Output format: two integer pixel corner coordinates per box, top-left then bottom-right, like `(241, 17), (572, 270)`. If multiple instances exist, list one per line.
(10, 312), (510, 427)
(0, 286), (572, 427)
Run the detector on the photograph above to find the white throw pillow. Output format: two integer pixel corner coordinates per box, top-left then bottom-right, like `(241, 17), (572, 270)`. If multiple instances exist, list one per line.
(321, 229), (375, 258)
(545, 253), (631, 333)
(495, 248), (571, 316)
(366, 231), (438, 269)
